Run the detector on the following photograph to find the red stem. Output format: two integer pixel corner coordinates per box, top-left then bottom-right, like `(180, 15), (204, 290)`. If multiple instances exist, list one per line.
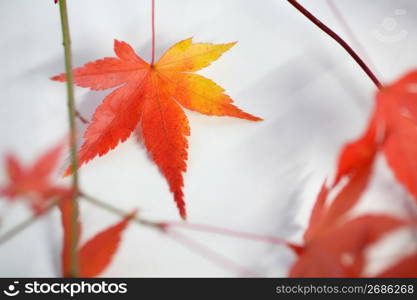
(75, 110), (89, 124)
(287, 0), (382, 89)
(167, 230), (258, 276)
(325, 0), (379, 79)
(150, 0), (156, 66)
(162, 221), (289, 246)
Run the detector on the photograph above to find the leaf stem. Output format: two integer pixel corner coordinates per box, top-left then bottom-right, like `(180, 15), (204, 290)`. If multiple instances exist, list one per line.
(0, 192), (283, 276)
(80, 192), (258, 275)
(150, 0), (156, 66)
(287, 0), (382, 89)
(75, 110), (89, 124)
(80, 192), (292, 248)
(166, 230), (258, 276)
(161, 221), (289, 246)
(80, 192), (160, 229)
(325, 0), (379, 79)
(58, 0), (79, 278)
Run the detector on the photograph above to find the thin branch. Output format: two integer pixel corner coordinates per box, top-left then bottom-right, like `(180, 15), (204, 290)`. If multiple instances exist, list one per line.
(80, 192), (161, 229)
(325, 0), (380, 79)
(81, 193), (257, 274)
(150, 0), (156, 66)
(287, 0), (382, 89)
(162, 221), (289, 246)
(0, 198), (61, 246)
(75, 110), (89, 124)
(80, 192), (298, 274)
(81, 192), (291, 248)
(166, 230), (258, 276)
(58, 0), (80, 277)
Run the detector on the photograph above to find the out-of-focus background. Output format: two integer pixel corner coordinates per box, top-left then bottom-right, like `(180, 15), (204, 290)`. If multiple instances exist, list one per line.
(0, 0), (416, 277)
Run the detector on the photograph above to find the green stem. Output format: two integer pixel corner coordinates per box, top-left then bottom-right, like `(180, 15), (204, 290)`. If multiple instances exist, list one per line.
(80, 193), (161, 229)
(0, 198), (61, 246)
(58, 0), (79, 278)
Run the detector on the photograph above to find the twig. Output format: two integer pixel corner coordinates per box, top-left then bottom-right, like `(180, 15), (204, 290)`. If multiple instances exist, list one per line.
(166, 230), (258, 276)
(325, 0), (379, 78)
(81, 193), (257, 274)
(162, 221), (289, 246)
(150, 0), (156, 66)
(81, 192), (291, 248)
(0, 198), (61, 246)
(287, 0), (382, 89)
(58, 0), (80, 277)
(80, 192), (293, 275)
(80, 192), (160, 229)
(75, 110), (89, 124)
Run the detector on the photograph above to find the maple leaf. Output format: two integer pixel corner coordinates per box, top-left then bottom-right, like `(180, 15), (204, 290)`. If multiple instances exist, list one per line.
(375, 71), (417, 203)
(303, 151), (374, 243)
(289, 137), (378, 276)
(52, 38), (261, 219)
(288, 90), (417, 276)
(78, 212), (135, 277)
(290, 215), (405, 277)
(59, 198), (135, 278)
(298, 96), (382, 243)
(333, 110), (380, 187)
(0, 142), (71, 214)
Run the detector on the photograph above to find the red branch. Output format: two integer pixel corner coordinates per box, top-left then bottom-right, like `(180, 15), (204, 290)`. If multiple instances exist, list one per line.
(166, 230), (258, 276)
(287, 0), (382, 89)
(150, 0), (156, 66)
(162, 221), (292, 247)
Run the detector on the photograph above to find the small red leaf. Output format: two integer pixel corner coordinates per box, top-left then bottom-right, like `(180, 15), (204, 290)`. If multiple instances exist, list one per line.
(78, 212), (136, 277)
(303, 156), (373, 243)
(378, 71), (417, 203)
(333, 111), (379, 187)
(290, 215), (404, 277)
(303, 181), (328, 243)
(1, 142), (66, 214)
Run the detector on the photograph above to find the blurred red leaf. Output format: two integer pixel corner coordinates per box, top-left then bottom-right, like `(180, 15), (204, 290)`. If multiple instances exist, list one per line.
(378, 71), (417, 203)
(78, 211), (136, 278)
(291, 70), (417, 277)
(0, 142), (70, 214)
(59, 204), (135, 278)
(290, 215), (405, 277)
(333, 110), (379, 187)
(303, 145), (374, 243)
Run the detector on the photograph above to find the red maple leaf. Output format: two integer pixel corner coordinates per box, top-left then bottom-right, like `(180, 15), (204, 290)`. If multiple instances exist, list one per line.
(304, 150), (374, 243)
(52, 39), (261, 220)
(376, 71), (417, 203)
(288, 120), (381, 276)
(288, 71), (417, 276)
(290, 214), (405, 277)
(59, 197), (135, 278)
(0, 142), (71, 214)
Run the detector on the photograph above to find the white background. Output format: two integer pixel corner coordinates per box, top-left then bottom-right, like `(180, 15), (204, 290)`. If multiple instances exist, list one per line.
(0, 0), (416, 277)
